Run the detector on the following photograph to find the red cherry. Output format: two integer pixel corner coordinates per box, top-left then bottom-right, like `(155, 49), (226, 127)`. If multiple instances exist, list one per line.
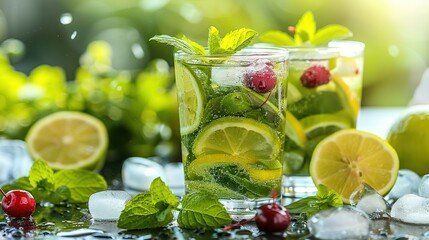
(300, 65), (331, 88)
(1, 189), (36, 218)
(244, 60), (277, 93)
(255, 203), (291, 233)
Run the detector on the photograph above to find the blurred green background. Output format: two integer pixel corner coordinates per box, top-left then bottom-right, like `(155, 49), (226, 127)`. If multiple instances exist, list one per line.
(0, 0), (427, 171)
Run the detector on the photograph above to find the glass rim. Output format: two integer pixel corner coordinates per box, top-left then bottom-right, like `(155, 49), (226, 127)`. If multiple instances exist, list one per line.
(174, 46), (289, 59)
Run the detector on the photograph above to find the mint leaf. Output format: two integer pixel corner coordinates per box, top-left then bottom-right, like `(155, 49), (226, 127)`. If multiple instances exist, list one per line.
(259, 30), (294, 46)
(117, 192), (173, 230)
(218, 28), (257, 54)
(49, 186), (71, 204)
(180, 35), (206, 55)
(150, 35), (205, 55)
(53, 169), (107, 203)
(178, 191), (231, 229)
(286, 184), (343, 218)
(29, 160), (54, 189)
(1, 177), (34, 192)
(208, 26), (221, 54)
(312, 24), (353, 46)
(150, 177), (179, 208)
(294, 11), (316, 45)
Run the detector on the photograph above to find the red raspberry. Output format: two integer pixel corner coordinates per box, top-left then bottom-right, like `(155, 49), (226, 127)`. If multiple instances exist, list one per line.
(300, 65), (331, 88)
(244, 60), (277, 93)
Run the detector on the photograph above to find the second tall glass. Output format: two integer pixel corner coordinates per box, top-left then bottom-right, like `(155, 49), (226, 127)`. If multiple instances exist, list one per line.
(282, 41), (365, 199)
(174, 47), (289, 217)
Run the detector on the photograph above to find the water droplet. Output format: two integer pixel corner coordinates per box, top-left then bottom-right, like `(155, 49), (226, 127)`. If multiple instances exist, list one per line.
(60, 13), (73, 25)
(70, 31), (77, 40)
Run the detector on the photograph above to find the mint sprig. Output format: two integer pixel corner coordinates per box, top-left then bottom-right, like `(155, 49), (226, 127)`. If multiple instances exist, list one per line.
(286, 184), (343, 218)
(1, 160), (107, 204)
(117, 177), (232, 230)
(150, 26), (257, 55)
(260, 11), (353, 46)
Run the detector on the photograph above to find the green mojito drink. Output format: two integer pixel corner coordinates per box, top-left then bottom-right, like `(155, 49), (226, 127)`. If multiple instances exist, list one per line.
(282, 41), (365, 197)
(174, 47), (289, 214)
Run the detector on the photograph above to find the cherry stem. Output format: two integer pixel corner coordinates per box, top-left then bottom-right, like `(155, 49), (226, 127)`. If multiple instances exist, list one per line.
(223, 218), (255, 231)
(259, 91), (272, 108)
(0, 188), (8, 199)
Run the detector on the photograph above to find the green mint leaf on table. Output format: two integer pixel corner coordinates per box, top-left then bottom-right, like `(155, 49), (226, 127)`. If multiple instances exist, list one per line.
(259, 11), (352, 46)
(150, 177), (179, 208)
(54, 169), (107, 203)
(286, 184), (343, 218)
(117, 192), (174, 230)
(29, 159), (55, 190)
(178, 191), (232, 229)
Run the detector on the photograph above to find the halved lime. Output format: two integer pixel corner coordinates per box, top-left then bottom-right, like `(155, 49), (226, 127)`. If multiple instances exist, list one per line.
(192, 116), (282, 160)
(310, 129), (399, 203)
(25, 111), (108, 171)
(300, 113), (353, 139)
(175, 64), (205, 135)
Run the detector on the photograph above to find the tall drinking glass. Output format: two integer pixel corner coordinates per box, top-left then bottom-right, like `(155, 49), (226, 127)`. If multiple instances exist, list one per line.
(174, 47), (289, 217)
(282, 41), (365, 199)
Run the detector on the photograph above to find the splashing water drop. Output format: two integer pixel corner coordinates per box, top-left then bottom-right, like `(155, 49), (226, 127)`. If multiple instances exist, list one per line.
(60, 13), (73, 25)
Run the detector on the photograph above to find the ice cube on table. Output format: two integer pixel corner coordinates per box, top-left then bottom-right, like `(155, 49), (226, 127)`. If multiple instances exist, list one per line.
(0, 139), (33, 184)
(387, 169), (420, 200)
(122, 157), (166, 193)
(350, 184), (389, 219)
(418, 174), (429, 198)
(391, 194), (429, 225)
(88, 190), (132, 221)
(307, 206), (371, 240)
(164, 162), (185, 196)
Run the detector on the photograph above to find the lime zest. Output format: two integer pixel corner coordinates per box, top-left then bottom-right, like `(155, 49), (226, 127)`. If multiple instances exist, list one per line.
(259, 11), (353, 46)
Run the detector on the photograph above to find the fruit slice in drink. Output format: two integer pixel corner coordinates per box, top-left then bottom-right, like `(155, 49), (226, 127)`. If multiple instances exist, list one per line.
(175, 63), (205, 135)
(26, 111), (108, 171)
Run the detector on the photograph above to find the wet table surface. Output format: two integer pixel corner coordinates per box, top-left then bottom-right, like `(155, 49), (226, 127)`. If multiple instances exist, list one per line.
(4, 107), (426, 239)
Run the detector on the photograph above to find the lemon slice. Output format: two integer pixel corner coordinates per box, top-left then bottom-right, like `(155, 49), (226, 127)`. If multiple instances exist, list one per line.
(300, 113), (353, 139)
(192, 116), (281, 160)
(26, 111), (108, 171)
(175, 63), (205, 135)
(310, 129), (399, 203)
(286, 111), (307, 147)
(188, 154), (281, 181)
(332, 74), (360, 120)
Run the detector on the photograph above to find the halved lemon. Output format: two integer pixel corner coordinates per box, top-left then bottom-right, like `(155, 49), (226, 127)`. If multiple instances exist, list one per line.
(26, 111), (108, 171)
(310, 129), (399, 203)
(175, 63), (205, 135)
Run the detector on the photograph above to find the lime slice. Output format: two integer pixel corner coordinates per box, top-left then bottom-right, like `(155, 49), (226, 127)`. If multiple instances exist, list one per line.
(187, 153), (281, 181)
(286, 111), (307, 147)
(332, 74), (360, 120)
(192, 116), (282, 160)
(26, 111), (108, 171)
(175, 64), (205, 135)
(310, 129), (399, 203)
(300, 113), (353, 139)
(287, 82), (303, 104)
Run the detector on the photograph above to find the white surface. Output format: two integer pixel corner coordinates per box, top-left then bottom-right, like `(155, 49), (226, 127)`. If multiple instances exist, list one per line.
(308, 206), (371, 240)
(357, 107), (405, 138)
(391, 194), (429, 224)
(88, 190), (132, 221)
